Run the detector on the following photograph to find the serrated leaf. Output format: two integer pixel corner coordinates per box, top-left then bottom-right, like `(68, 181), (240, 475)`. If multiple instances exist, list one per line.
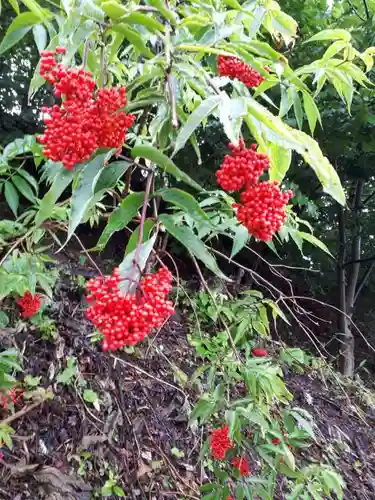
(159, 214), (229, 281)
(231, 225), (249, 258)
(296, 231), (333, 257)
(0, 26), (33, 54)
(94, 160), (132, 193)
(305, 29), (351, 43)
(268, 144), (291, 183)
(96, 192), (144, 249)
(158, 188), (208, 221)
(17, 169), (38, 194)
(111, 24), (153, 57)
(302, 92), (321, 135)
(173, 95), (222, 156)
(131, 143), (201, 191)
(67, 152), (112, 242)
(5, 181), (19, 216)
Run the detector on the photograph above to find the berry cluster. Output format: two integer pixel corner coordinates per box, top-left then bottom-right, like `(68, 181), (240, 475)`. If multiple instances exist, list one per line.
(216, 140), (269, 192)
(37, 48), (135, 170)
(1, 388), (24, 409)
(232, 456), (251, 476)
(85, 267), (174, 351)
(218, 56), (264, 88)
(235, 181), (293, 241)
(210, 425), (233, 460)
(216, 141), (292, 241)
(17, 291), (41, 318)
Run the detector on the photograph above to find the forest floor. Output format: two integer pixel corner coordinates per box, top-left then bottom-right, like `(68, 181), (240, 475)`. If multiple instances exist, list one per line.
(1, 261), (375, 500)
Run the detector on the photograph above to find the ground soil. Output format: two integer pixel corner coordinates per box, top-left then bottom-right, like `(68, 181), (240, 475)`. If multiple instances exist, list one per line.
(1, 263), (375, 500)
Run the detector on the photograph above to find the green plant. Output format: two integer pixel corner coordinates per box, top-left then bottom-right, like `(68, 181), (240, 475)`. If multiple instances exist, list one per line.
(99, 469), (126, 498)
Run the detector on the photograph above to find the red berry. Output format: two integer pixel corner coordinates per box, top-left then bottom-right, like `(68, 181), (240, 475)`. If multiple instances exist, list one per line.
(218, 56), (264, 88)
(251, 347), (268, 357)
(272, 438), (281, 445)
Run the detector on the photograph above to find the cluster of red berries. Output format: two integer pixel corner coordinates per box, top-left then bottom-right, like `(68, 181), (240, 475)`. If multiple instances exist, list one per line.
(216, 140), (292, 241)
(216, 140), (270, 192)
(37, 48), (135, 170)
(1, 388), (24, 409)
(210, 425), (251, 478)
(17, 291), (41, 318)
(210, 425), (233, 460)
(218, 56), (264, 88)
(235, 181), (293, 241)
(85, 267), (174, 351)
(232, 456), (251, 476)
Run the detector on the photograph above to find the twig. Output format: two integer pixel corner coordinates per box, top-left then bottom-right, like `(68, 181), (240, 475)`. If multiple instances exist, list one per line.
(134, 173), (153, 268)
(0, 232), (30, 267)
(0, 400), (44, 427)
(110, 355), (188, 401)
(72, 233), (103, 276)
(166, 71), (178, 128)
(82, 39), (90, 70)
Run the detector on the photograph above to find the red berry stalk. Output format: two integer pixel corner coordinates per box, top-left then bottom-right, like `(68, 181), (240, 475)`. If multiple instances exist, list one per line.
(37, 48), (135, 170)
(218, 55), (264, 88)
(216, 139), (269, 192)
(85, 267), (174, 351)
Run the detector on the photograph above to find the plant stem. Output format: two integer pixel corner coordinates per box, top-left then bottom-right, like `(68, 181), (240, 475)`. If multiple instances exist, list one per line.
(82, 39), (90, 70)
(164, 24), (178, 128)
(134, 173), (153, 268)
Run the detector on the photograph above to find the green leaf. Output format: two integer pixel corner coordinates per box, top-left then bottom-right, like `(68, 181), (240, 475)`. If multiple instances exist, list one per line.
(158, 188), (208, 221)
(83, 389), (99, 404)
(173, 95), (222, 156)
(131, 143), (201, 191)
(268, 144), (291, 183)
(302, 92), (321, 135)
(67, 152), (112, 242)
(245, 98), (345, 205)
(94, 160), (132, 193)
(12, 175), (36, 202)
(4, 181), (19, 216)
(9, 0), (20, 14)
(17, 169), (39, 194)
(25, 375), (41, 387)
(0, 26), (33, 54)
(113, 486), (125, 497)
(96, 192), (144, 249)
(296, 231), (333, 257)
(290, 87), (303, 130)
(32, 24), (47, 53)
(0, 312), (9, 328)
(56, 357), (77, 385)
(119, 235), (157, 293)
(231, 225), (249, 258)
(111, 24), (153, 57)
(35, 166), (75, 226)
(159, 214), (229, 280)
(283, 446), (295, 471)
(80, 0), (105, 22)
(148, 0), (176, 24)
(305, 29), (351, 43)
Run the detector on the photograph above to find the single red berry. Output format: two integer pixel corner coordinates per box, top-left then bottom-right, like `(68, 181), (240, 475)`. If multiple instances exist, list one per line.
(272, 438), (281, 445)
(251, 347), (268, 357)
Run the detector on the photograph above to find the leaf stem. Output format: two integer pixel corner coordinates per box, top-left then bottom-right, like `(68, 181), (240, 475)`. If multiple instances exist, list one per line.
(134, 173), (153, 268)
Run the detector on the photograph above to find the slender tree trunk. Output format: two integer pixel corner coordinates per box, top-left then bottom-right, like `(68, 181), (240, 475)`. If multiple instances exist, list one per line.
(337, 204), (354, 376)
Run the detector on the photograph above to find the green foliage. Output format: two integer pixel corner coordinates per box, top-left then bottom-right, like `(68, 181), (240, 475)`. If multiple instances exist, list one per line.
(0, 348), (22, 391)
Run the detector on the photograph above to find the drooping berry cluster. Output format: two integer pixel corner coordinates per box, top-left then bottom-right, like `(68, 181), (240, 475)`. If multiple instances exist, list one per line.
(216, 140), (292, 241)
(37, 48), (135, 170)
(85, 267), (174, 351)
(17, 291), (41, 318)
(210, 425), (233, 460)
(218, 56), (264, 88)
(216, 140), (269, 192)
(232, 456), (251, 476)
(235, 181), (293, 241)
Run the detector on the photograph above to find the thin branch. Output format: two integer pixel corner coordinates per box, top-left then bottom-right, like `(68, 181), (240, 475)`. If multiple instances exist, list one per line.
(82, 39), (90, 70)
(343, 255), (375, 266)
(166, 71), (178, 128)
(134, 173), (153, 268)
(363, 0), (370, 20)
(73, 233), (103, 276)
(0, 400), (44, 427)
(362, 190), (375, 206)
(354, 261), (375, 303)
(347, 0), (366, 21)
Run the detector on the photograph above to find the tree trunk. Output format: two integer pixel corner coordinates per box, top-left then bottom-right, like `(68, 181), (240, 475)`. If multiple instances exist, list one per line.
(337, 204), (354, 377)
